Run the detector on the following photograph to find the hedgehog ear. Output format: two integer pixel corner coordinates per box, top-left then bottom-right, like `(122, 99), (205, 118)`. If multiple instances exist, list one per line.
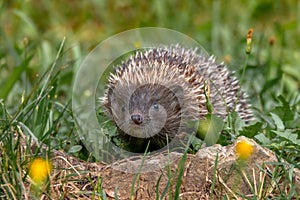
(170, 85), (184, 104)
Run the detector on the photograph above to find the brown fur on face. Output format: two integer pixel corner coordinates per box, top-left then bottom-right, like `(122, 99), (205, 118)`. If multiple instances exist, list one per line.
(108, 83), (182, 147)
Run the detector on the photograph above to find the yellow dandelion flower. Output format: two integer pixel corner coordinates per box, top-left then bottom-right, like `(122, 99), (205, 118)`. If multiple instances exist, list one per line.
(29, 158), (52, 185)
(235, 140), (254, 160)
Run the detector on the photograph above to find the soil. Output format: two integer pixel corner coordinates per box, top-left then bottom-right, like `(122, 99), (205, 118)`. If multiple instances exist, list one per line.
(43, 136), (300, 199)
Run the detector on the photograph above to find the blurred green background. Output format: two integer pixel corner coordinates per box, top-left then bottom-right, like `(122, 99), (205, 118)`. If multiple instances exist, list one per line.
(1, 0), (299, 102)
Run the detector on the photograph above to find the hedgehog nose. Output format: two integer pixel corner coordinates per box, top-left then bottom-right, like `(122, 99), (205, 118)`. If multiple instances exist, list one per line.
(131, 114), (143, 125)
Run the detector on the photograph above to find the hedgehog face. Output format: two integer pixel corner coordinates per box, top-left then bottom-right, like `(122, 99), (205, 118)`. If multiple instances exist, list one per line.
(108, 83), (182, 140)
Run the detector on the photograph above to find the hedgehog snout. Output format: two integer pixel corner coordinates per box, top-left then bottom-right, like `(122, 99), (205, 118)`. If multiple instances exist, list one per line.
(131, 114), (143, 125)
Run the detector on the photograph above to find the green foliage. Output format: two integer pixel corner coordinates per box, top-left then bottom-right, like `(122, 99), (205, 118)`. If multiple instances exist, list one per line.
(0, 38), (77, 198)
(256, 95), (300, 166)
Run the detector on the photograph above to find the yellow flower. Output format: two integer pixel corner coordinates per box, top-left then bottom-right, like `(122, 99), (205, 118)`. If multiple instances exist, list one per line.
(29, 158), (52, 185)
(235, 140), (254, 160)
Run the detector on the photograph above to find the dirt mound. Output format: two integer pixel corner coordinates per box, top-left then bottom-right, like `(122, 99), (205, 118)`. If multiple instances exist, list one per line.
(40, 136), (299, 199)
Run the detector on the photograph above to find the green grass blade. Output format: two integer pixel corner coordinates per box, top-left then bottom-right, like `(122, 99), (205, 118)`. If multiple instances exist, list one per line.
(0, 55), (32, 100)
(174, 151), (187, 200)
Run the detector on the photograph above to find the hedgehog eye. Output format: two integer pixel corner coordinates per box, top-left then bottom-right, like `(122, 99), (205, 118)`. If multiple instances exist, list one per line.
(152, 102), (159, 110)
(121, 106), (126, 112)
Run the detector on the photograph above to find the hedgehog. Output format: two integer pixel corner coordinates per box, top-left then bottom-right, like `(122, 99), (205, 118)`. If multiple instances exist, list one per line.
(101, 45), (252, 152)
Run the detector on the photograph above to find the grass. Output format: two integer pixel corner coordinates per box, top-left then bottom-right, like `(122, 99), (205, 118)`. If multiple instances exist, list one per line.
(0, 0), (300, 199)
